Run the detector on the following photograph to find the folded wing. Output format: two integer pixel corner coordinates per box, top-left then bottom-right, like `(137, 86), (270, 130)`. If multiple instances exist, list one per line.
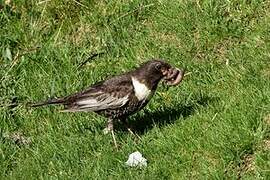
(64, 91), (129, 112)
(62, 78), (133, 112)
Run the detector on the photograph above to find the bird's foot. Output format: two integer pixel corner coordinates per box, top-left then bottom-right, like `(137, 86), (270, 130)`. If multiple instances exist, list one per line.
(103, 127), (112, 135)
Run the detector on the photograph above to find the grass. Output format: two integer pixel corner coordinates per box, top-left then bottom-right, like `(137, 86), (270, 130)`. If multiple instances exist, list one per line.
(1, 0), (270, 179)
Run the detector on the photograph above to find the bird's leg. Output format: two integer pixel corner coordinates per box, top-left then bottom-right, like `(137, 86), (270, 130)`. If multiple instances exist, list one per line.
(103, 119), (113, 135)
(111, 129), (118, 149)
(121, 119), (141, 140)
(103, 119), (118, 148)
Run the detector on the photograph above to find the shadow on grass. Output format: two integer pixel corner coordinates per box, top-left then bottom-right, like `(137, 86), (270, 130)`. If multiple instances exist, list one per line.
(126, 95), (220, 134)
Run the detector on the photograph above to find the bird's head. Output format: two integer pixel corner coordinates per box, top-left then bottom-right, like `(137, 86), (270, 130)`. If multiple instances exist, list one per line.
(135, 60), (185, 89)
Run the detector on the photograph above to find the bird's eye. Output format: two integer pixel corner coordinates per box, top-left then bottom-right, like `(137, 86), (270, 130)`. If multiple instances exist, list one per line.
(155, 63), (162, 70)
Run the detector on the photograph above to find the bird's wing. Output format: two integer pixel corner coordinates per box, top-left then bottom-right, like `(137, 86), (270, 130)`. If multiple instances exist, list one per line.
(63, 77), (133, 112)
(68, 91), (130, 111)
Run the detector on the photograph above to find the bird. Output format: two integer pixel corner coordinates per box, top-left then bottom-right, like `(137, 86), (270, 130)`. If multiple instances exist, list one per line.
(31, 59), (185, 147)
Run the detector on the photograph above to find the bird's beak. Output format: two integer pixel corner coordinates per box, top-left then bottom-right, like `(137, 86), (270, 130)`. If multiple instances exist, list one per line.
(163, 67), (185, 86)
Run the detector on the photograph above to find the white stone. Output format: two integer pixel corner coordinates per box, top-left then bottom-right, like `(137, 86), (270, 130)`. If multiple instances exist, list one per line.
(125, 151), (147, 167)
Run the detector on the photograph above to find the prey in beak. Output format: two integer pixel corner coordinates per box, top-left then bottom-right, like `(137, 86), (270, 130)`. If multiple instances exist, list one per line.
(161, 66), (185, 86)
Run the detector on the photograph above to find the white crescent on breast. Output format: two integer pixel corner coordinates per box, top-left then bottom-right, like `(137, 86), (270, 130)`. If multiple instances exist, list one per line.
(131, 77), (153, 101)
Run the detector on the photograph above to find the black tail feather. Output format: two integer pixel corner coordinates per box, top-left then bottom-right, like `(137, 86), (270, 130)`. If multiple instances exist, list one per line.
(29, 98), (66, 107)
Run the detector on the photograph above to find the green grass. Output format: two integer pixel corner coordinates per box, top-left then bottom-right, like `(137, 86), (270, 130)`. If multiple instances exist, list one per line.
(1, 0), (270, 179)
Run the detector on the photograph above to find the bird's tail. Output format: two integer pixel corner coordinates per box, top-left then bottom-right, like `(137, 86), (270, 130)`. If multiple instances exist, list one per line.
(29, 97), (66, 107)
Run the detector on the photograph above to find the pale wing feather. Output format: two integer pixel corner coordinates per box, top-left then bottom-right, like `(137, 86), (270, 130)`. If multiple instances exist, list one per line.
(65, 91), (130, 112)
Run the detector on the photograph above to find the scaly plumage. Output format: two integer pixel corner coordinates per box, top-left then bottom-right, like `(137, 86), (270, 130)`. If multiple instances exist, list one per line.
(31, 59), (185, 147)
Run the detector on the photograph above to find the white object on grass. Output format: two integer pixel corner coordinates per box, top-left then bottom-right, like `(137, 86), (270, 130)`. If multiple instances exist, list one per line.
(125, 151), (147, 167)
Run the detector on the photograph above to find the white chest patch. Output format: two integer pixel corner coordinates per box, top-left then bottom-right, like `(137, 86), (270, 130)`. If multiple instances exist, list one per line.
(131, 77), (152, 101)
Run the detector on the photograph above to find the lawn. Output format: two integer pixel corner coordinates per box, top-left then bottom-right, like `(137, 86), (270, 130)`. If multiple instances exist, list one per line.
(1, 0), (270, 179)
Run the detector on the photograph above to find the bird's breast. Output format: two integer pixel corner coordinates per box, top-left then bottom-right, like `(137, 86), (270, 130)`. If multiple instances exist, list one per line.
(131, 77), (154, 101)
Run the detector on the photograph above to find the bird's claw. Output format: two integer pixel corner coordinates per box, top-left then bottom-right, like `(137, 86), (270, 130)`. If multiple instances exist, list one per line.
(103, 127), (111, 135)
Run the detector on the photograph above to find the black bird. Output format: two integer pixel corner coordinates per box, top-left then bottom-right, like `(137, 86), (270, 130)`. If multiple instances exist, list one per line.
(31, 60), (185, 147)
